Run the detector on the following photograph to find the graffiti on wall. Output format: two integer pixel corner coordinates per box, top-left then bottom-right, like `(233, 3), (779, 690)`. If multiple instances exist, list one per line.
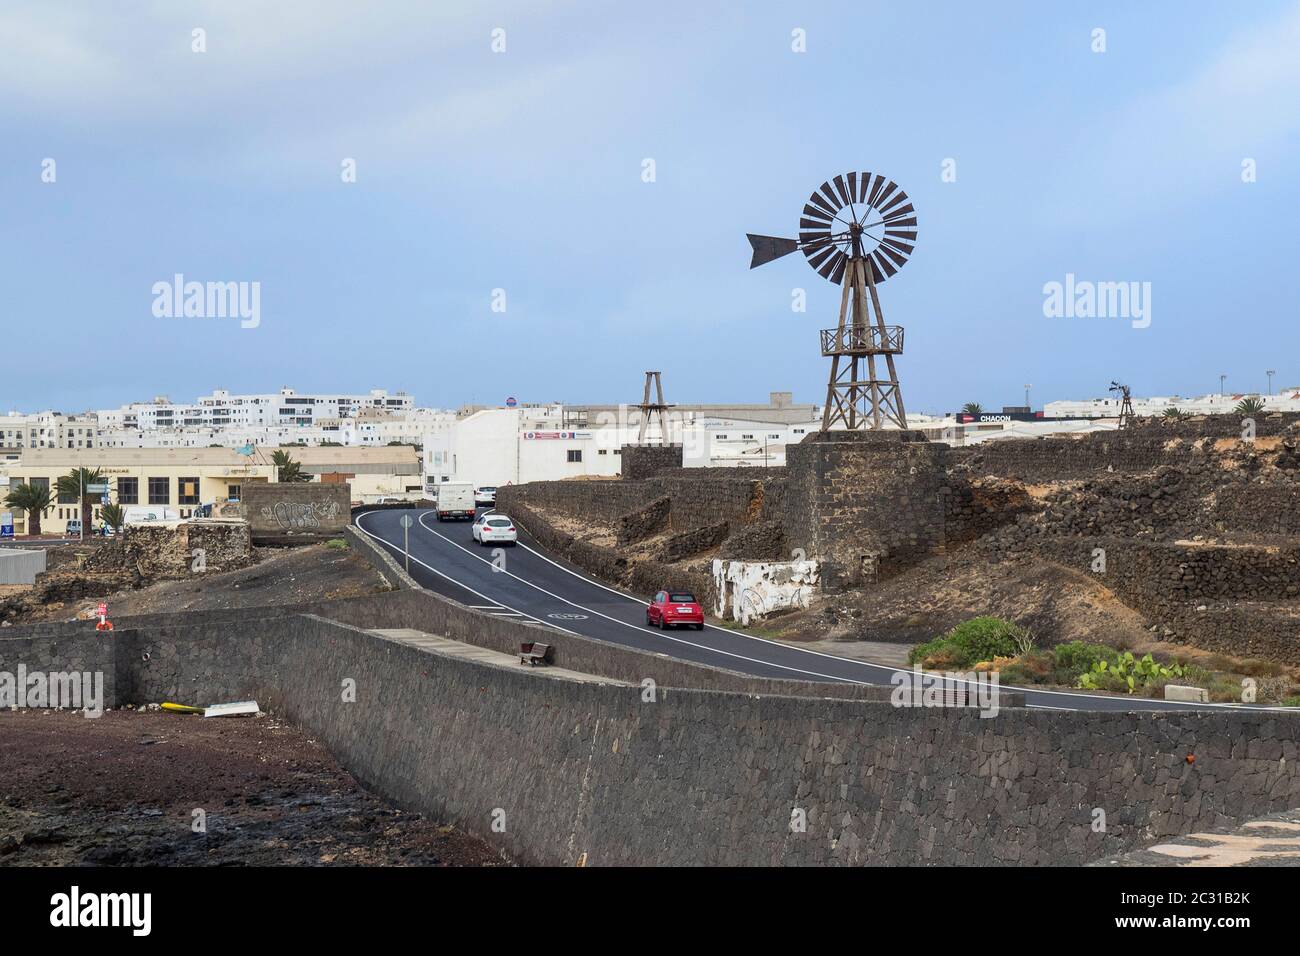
(260, 500), (343, 531)
(712, 558), (819, 625)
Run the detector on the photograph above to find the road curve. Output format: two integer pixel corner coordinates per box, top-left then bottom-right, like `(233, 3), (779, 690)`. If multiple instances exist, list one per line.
(353, 507), (1284, 715)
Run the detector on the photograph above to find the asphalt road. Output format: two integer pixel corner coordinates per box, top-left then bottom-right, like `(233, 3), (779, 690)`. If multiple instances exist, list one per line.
(354, 506), (1286, 715)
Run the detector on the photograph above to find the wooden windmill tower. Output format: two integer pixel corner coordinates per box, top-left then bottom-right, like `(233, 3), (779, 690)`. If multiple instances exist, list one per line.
(747, 172), (918, 431)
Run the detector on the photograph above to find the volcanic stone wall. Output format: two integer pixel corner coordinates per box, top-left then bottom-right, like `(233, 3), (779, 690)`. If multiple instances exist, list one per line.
(115, 522), (253, 577)
(616, 496), (670, 544)
(498, 475), (763, 536)
(955, 435), (1216, 483)
(5, 607), (1300, 866)
(1128, 414), (1300, 438)
(657, 521), (730, 562)
(620, 444), (683, 479)
(782, 431), (951, 589)
(999, 535), (1300, 663)
(1211, 486), (1300, 538)
(499, 480), (654, 524)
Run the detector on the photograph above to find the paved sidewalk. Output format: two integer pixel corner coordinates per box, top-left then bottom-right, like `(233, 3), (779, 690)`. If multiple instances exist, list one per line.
(369, 628), (632, 686)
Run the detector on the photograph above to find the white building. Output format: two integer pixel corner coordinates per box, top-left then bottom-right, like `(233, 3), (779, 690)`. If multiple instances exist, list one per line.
(1045, 389), (1300, 419)
(92, 387), (439, 450)
(0, 411), (101, 450)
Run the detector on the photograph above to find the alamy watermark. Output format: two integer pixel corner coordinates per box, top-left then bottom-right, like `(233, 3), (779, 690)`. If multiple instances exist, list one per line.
(1042, 273), (1151, 329)
(151, 274), (261, 328)
(890, 665), (1001, 718)
(1, 665), (104, 717)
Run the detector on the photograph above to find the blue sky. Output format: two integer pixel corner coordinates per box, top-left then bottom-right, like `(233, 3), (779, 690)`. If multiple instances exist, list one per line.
(2, 0), (1298, 415)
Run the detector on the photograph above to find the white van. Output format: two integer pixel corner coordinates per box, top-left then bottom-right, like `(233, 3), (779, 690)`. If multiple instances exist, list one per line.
(434, 482), (476, 521)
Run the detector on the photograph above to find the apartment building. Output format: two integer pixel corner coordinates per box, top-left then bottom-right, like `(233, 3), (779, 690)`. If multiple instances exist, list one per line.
(0, 411), (101, 450)
(0, 445), (421, 535)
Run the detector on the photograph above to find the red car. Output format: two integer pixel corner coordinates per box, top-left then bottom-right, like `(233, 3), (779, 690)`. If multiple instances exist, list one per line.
(645, 590), (705, 630)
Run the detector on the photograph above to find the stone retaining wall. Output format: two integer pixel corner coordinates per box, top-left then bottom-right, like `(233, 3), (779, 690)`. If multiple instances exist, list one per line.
(3, 605), (1298, 866)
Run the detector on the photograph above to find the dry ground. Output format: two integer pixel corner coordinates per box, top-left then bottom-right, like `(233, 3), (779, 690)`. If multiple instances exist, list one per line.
(2, 542), (390, 626)
(105, 543), (389, 617)
(0, 710), (508, 867)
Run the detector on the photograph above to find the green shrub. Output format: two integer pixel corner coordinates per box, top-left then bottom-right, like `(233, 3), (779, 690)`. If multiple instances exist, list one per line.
(907, 616), (1024, 669)
(1052, 641), (1118, 683)
(326, 538), (348, 550)
(1077, 651), (1184, 694)
(997, 651), (1055, 686)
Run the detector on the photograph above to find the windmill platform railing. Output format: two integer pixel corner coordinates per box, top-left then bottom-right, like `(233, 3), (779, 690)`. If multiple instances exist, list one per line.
(820, 325), (904, 357)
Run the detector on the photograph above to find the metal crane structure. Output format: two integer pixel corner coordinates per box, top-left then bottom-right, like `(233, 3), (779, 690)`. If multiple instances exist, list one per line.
(747, 171), (918, 431)
(635, 370), (673, 444)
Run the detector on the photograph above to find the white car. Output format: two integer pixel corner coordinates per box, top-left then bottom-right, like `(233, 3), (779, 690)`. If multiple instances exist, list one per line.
(471, 512), (517, 546)
(474, 486), (498, 507)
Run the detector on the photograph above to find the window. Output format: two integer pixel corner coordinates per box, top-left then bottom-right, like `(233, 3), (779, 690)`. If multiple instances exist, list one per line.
(148, 477), (170, 505)
(58, 481), (76, 504)
(227, 484), (241, 501)
(179, 477), (200, 505)
(567, 449), (582, 463)
(669, 592), (696, 603)
(118, 477), (139, 504)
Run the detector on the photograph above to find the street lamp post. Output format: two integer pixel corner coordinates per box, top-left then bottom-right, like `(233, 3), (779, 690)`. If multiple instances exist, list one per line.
(1267, 369), (1276, 396)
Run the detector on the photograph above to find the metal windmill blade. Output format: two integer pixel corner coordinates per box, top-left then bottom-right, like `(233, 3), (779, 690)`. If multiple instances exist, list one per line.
(744, 171), (918, 285)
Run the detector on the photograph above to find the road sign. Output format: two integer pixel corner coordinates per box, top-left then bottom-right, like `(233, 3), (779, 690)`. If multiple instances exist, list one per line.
(398, 514), (413, 574)
(96, 603), (107, 617)
(506, 396), (518, 408)
(101, 495), (110, 505)
(0, 512), (12, 539)
(86, 483), (109, 494)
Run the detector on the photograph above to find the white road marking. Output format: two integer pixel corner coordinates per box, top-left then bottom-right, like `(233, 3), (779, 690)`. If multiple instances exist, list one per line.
(363, 509), (1294, 714)
(354, 511), (577, 636)
(413, 512), (866, 685)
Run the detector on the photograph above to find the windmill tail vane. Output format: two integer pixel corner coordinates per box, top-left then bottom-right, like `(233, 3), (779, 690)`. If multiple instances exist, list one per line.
(747, 171), (918, 432)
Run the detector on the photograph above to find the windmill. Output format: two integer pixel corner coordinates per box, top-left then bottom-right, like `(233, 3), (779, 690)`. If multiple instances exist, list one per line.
(1109, 381), (1135, 429)
(747, 172), (917, 431)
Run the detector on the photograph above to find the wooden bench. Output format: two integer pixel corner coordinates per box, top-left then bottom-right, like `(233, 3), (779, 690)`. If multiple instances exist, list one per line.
(519, 641), (551, 666)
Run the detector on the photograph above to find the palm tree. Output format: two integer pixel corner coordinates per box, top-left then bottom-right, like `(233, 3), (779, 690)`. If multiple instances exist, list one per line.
(1234, 396), (1266, 416)
(1161, 406), (1187, 419)
(4, 483), (51, 536)
(271, 450), (312, 483)
(961, 402), (983, 416)
(101, 503), (126, 534)
(55, 467), (105, 537)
